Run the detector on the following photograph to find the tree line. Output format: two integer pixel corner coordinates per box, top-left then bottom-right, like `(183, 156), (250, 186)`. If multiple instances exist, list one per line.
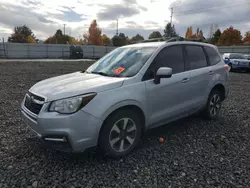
(7, 20), (250, 46)
(184, 26), (250, 46)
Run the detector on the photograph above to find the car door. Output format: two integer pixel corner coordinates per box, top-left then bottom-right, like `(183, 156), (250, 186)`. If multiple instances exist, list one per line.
(143, 45), (191, 127)
(184, 45), (210, 108)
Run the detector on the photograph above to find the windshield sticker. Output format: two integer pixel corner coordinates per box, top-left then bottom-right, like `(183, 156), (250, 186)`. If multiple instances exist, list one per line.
(114, 67), (125, 74)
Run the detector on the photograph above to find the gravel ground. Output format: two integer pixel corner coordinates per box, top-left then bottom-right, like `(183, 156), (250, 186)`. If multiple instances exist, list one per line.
(0, 61), (250, 188)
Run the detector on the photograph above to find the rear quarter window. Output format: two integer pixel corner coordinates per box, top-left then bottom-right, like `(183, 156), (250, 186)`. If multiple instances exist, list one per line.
(204, 46), (221, 66)
(185, 45), (208, 70)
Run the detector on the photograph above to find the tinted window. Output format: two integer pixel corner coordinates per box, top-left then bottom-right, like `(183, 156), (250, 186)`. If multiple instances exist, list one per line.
(229, 53), (247, 59)
(245, 55), (250, 60)
(154, 45), (185, 74)
(142, 45), (185, 80)
(186, 45), (207, 70)
(204, 46), (221, 65)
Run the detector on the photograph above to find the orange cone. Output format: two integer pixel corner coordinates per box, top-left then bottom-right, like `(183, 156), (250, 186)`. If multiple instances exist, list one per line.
(159, 137), (164, 143)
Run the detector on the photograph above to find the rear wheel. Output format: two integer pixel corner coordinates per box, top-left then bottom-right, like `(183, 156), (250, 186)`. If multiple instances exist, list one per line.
(202, 90), (222, 120)
(99, 109), (142, 158)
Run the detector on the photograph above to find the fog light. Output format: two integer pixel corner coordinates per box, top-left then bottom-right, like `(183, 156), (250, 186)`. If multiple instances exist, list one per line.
(44, 136), (67, 142)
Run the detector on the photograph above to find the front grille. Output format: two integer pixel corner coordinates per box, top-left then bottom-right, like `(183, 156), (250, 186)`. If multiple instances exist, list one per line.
(24, 93), (45, 115)
(240, 62), (248, 66)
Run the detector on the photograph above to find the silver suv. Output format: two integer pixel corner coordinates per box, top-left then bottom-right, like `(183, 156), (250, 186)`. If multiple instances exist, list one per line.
(21, 41), (230, 157)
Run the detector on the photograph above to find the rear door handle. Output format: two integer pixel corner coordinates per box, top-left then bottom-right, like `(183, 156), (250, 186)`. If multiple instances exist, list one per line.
(182, 78), (189, 83)
(209, 70), (214, 75)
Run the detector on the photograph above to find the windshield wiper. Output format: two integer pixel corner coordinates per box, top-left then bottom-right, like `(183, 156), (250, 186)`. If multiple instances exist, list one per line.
(90, 71), (109, 76)
(86, 71), (121, 77)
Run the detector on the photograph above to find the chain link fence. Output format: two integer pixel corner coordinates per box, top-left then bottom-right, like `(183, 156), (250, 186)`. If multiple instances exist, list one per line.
(0, 43), (116, 59)
(0, 42), (250, 59)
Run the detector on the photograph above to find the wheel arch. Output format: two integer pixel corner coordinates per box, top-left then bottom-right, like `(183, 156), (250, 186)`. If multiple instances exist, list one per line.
(211, 84), (226, 101)
(101, 100), (146, 122)
(97, 102), (146, 144)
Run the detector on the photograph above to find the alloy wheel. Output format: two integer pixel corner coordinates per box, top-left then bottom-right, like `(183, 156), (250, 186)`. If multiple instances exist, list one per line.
(109, 118), (137, 152)
(209, 94), (221, 116)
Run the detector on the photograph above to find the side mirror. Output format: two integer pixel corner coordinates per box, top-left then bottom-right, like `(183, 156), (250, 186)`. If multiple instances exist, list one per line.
(154, 67), (172, 84)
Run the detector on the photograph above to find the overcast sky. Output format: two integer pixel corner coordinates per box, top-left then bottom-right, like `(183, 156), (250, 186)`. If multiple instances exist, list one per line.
(0, 0), (249, 41)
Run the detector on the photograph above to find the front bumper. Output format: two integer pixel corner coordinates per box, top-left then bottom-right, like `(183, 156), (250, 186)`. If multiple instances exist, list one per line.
(20, 101), (103, 152)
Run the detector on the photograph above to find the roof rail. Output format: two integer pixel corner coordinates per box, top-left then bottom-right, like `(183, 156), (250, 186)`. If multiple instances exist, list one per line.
(183, 38), (208, 43)
(166, 37), (183, 42)
(139, 37), (167, 43)
(134, 37), (208, 44)
(166, 37), (208, 43)
(132, 37), (175, 43)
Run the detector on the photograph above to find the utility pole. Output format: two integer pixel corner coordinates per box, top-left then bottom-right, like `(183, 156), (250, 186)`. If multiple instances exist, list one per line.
(116, 19), (119, 35)
(63, 24), (66, 35)
(170, 7), (173, 26)
(169, 7), (174, 37)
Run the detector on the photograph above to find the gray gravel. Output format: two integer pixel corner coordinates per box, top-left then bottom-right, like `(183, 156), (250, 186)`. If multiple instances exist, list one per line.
(0, 61), (250, 188)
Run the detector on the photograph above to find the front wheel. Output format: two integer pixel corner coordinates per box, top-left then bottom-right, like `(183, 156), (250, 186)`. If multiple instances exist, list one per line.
(99, 109), (142, 158)
(202, 90), (222, 120)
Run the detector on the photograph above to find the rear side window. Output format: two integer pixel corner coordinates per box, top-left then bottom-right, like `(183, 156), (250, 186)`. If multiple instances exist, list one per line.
(204, 46), (221, 65)
(154, 45), (185, 74)
(185, 45), (207, 70)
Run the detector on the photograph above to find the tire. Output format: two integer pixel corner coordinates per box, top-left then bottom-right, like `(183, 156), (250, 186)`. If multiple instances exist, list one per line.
(202, 89), (223, 120)
(99, 109), (142, 158)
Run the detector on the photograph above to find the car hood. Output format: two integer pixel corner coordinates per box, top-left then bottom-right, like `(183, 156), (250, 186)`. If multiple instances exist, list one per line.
(29, 72), (125, 102)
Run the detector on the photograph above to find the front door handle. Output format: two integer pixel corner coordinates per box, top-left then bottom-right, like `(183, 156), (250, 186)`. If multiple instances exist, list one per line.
(182, 78), (189, 83)
(209, 70), (214, 75)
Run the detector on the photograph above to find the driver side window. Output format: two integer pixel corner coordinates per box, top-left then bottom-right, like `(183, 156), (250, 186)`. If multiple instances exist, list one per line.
(142, 45), (185, 81)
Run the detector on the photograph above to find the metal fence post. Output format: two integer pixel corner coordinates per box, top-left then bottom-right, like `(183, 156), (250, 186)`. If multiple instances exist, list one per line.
(27, 44), (30, 58)
(93, 47), (95, 59)
(46, 44), (48, 58)
(5, 40), (8, 58)
(1, 38), (7, 58)
(82, 45), (84, 58)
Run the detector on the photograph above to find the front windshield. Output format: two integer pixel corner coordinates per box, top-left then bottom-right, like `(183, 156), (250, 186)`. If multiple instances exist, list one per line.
(86, 46), (157, 77)
(230, 54), (247, 59)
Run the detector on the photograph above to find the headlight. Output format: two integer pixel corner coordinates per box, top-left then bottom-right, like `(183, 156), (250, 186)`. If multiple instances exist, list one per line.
(232, 61), (239, 65)
(49, 93), (96, 114)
